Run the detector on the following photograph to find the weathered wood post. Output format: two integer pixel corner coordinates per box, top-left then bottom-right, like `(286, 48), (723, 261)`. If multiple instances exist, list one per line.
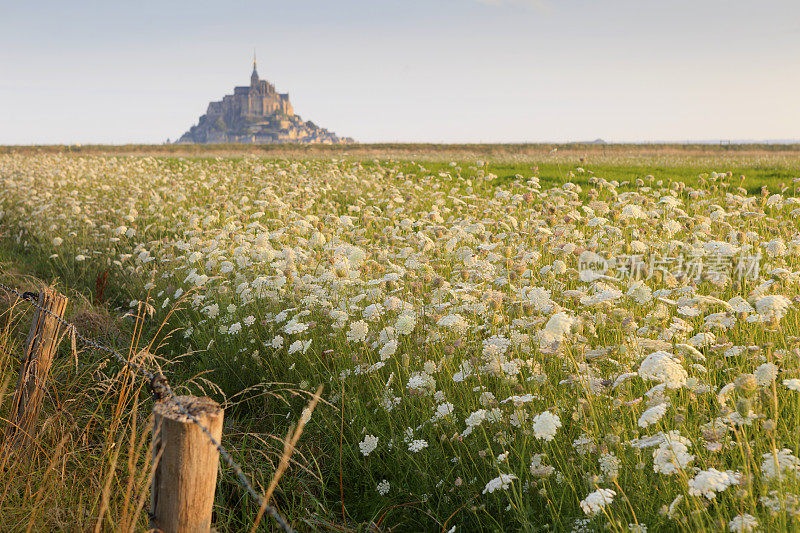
(151, 396), (224, 533)
(8, 287), (68, 447)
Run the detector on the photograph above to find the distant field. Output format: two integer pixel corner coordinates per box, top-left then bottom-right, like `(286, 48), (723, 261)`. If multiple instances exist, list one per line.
(3, 142), (800, 159)
(2, 148), (800, 531)
(3, 142), (800, 192)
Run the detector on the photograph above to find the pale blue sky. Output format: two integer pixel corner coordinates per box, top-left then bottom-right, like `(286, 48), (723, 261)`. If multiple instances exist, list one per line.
(1, 0), (798, 144)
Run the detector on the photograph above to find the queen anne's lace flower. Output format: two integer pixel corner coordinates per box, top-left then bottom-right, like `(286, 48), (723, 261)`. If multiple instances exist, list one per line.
(532, 411), (561, 441)
(762, 448), (800, 480)
(379, 340), (398, 360)
(530, 454), (554, 478)
(638, 351), (688, 389)
(394, 314), (417, 335)
(408, 439), (428, 453)
(376, 479), (390, 495)
(755, 362), (778, 386)
(627, 281), (653, 304)
(638, 403), (668, 428)
(437, 314), (469, 334)
(755, 294), (791, 320)
(539, 312), (574, 347)
(482, 474), (517, 494)
(346, 320), (369, 342)
(784, 378), (800, 391)
(687, 468), (741, 499)
(653, 431), (694, 475)
(359, 435), (378, 456)
(580, 488), (616, 515)
(599, 452), (619, 480)
(728, 514), (758, 532)
(525, 286), (554, 311)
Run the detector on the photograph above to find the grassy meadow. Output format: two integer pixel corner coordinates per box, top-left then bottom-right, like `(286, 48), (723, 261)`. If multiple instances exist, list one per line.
(2, 144), (800, 531)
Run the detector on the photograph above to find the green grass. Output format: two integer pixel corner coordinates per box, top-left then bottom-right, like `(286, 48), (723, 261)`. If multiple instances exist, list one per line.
(2, 148), (800, 532)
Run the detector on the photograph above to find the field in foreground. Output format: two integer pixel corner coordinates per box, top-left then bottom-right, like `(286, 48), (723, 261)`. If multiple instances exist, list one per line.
(2, 147), (800, 531)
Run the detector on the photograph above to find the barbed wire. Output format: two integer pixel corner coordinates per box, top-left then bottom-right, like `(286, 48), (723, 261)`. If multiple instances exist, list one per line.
(0, 281), (294, 533)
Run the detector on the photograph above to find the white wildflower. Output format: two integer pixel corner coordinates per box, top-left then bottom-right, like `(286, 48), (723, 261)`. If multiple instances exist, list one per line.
(347, 320), (369, 343)
(532, 411), (561, 441)
(783, 378), (800, 391)
(728, 514), (758, 532)
(638, 351), (688, 389)
(755, 362), (778, 386)
(482, 473), (517, 494)
(579, 488), (616, 515)
(376, 479), (390, 495)
(638, 403), (668, 428)
(653, 431), (694, 475)
(687, 468), (740, 499)
(359, 434), (379, 456)
(408, 439), (428, 453)
(395, 314), (416, 335)
(761, 448), (800, 481)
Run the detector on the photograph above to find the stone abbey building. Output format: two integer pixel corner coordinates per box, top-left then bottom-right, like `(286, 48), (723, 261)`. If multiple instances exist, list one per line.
(178, 58), (351, 144)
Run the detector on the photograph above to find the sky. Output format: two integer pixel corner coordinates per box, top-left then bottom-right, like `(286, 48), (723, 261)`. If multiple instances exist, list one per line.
(0, 0), (798, 144)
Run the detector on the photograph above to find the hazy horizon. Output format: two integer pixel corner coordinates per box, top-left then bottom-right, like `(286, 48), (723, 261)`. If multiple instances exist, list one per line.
(1, 0), (799, 145)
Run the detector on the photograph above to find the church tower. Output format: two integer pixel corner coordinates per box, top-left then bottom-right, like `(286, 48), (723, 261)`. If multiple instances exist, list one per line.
(249, 51), (263, 114)
(250, 51), (259, 86)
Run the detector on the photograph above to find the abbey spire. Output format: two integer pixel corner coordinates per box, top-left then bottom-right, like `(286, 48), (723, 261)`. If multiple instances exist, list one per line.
(251, 49), (259, 85)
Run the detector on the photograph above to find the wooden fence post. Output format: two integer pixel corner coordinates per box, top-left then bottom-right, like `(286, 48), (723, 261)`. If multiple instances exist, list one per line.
(8, 287), (68, 447)
(151, 395), (224, 533)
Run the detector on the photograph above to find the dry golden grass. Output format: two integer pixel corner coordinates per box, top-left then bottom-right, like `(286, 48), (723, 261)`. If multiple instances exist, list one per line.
(0, 279), (316, 532)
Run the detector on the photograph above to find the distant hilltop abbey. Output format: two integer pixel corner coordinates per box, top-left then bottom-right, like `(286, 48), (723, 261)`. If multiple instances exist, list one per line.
(178, 55), (352, 144)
